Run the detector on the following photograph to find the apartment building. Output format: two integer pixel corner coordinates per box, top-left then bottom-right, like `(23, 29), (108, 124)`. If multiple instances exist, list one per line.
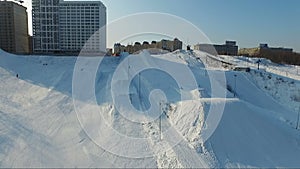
(0, 0), (29, 54)
(32, 0), (106, 54)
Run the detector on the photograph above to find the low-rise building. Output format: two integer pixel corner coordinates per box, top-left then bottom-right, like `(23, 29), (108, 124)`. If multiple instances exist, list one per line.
(238, 44), (299, 65)
(113, 43), (125, 55)
(238, 43), (294, 57)
(113, 38), (182, 55)
(259, 43), (293, 52)
(106, 48), (112, 56)
(194, 41), (238, 56)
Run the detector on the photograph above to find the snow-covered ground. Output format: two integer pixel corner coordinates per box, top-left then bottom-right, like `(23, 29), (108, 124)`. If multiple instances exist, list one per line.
(211, 53), (300, 120)
(220, 54), (300, 80)
(248, 70), (300, 114)
(0, 49), (300, 168)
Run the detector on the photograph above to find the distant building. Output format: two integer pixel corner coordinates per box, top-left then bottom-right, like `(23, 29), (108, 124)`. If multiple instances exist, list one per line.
(113, 38), (183, 55)
(106, 48), (112, 56)
(113, 43), (125, 55)
(58, 0), (106, 54)
(238, 43), (293, 57)
(259, 43), (269, 49)
(173, 38), (183, 51)
(156, 38), (183, 52)
(0, 1), (29, 54)
(32, 0), (106, 55)
(142, 41), (150, 48)
(28, 36), (33, 54)
(194, 41), (238, 56)
(238, 44), (299, 65)
(32, 0), (60, 54)
(259, 43), (293, 52)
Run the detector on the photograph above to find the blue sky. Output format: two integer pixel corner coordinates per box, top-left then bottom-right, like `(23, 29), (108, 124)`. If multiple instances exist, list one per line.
(24, 0), (300, 51)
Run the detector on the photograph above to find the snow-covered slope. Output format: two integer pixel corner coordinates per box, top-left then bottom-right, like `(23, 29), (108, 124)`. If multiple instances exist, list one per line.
(0, 49), (300, 168)
(248, 70), (300, 113)
(220, 54), (300, 80)
(215, 53), (300, 121)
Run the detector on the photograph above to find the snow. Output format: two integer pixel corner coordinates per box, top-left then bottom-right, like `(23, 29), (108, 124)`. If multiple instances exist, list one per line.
(248, 70), (300, 114)
(0, 48), (300, 168)
(220, 54), (300, 81)
(208, 101), (300, 168)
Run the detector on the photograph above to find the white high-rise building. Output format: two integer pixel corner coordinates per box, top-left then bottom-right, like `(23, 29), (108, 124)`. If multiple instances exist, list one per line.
(32, 0), (106, 54)
(32, 0), (60, 53)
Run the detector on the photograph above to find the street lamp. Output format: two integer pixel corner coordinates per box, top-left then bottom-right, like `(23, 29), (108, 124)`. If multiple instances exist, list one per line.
(159, 101), (164, 140)
(256, 59), (261, 70)
(296, 107), (300, 130)
(234, 74), (237, 97)
(138, 72), (141, 101)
